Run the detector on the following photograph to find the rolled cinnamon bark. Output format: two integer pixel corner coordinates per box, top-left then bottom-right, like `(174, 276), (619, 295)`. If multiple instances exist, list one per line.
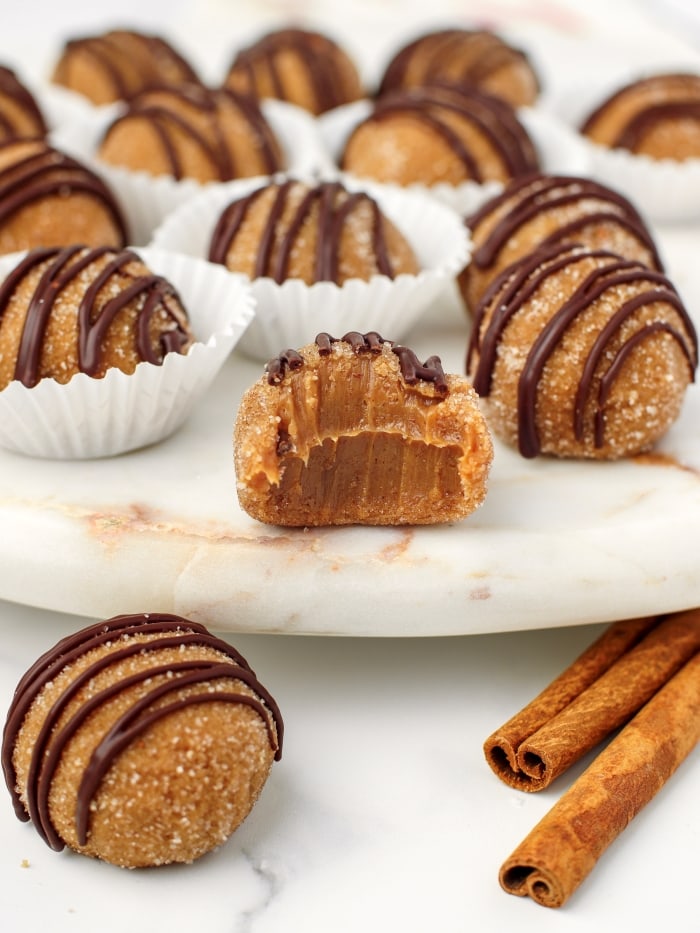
(499, 650), (700, 908)
(484, 610), (700, 790)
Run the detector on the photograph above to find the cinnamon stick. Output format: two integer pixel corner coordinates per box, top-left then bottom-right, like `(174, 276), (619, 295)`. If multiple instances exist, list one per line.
(499, 650), (700, 908)
(484, 610), (700, 790)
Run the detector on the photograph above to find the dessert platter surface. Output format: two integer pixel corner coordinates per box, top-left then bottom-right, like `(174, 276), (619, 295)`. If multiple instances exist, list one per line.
(0, 1), (700, 636)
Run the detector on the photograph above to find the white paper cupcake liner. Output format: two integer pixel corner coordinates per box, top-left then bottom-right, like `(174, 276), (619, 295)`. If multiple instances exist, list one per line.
(48, 97), (333, 246)
(0, 247), (255, 459)
(316, 98), (589, 216)
(544, 72), (700, 225)
(150, 172), (472, 361)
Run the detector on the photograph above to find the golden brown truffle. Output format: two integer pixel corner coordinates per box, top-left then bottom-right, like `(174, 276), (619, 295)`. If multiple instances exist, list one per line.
(466, 243), (697, 459)
(98, 83), (285, 183)
(2, 613), (282, 868)
(0, 138), (127, 255)
(377, 28), (540, 109)
(0, 245), (194, 389)
(580, 73), (700, 161)
(208, 178), (419, 284)
(341, 83), (539, 188)
(51, 28), (200, 105)
(223, 26), (364, 115)
(459, 172), (663, 314)
(234, 331), (493, 526)
(0, 65), (46, 141)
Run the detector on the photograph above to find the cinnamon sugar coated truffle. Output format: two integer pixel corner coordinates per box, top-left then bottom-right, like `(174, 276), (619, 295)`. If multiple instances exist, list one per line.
(223, 26), (364, 115)
(580, 73), (700, 161)
(0, 246), (194, 389)
(467, 243), (698, 459)
(208, 178), (419, 284)
(459, 173), (663, 313)
(377, 28), (540, 108)
(98, 84), (285, 183)
(51, 28), (200, 105)
(341, 84), (539, 188)
(0, 65), (46, 141)
(1, 613), (282, 867)
(0, 139), (127, 254)
(234, 331), (493, 526)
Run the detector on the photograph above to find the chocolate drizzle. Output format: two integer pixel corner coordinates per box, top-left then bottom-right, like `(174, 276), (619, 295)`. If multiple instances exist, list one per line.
(101, 85), (282, 181)
(0, 140), (127, 242)
(468, 243), (698, 457)
(466, 172), (663, 271)
(226, 27), (359, 114)
(0, 66), (47, 139)
(0, 246), (191, 387)
(349, 84), (538, 183)
(265, 331), (448, 393)
(1, 613), (283, 852)
(209, 180), (397, 283)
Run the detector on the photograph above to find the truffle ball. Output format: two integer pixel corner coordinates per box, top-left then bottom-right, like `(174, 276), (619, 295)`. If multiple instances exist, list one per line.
(98, 84), (285, 183)
(0, 138), (127, 255)
(467, 243), (697, 459)
(341, 83), (539, 188)
(0, 245), (194, 389)
(208, 178), (420, 284)
(223, 26), (364, 115)
(459, 172), (663, 313)
(378, 28), (540, 109)
(2, 613), (282, 867)
(580, 72), (700, 161)
(51, 28), (200, 105)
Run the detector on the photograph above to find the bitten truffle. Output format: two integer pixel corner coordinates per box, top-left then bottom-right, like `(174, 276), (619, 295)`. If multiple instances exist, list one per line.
(377, 28), (540, 108)
(51, 28), (200, 105)
(2, 613), (282, 867)
(341, 83), (539, 188)
(466, 242), (697, 459)
(0, 138), (128, 255)
(0, 245), (194, 389)
(0, 65), (47, 141)
(459, 172), (663, 313)
(234, 331), (493, 526)
(580, 72), (700, 161)
(97, 83), (285, 183)
(223, 26), (364, 115)
(208, 178), (419, 284)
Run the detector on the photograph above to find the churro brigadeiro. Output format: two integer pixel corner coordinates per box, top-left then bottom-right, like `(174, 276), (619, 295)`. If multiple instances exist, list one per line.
(2, 613), (283, 868)
(234, 331), (493, 526)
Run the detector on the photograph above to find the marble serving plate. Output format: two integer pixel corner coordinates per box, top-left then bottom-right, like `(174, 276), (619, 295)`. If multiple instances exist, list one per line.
(0, 229), (698, 637)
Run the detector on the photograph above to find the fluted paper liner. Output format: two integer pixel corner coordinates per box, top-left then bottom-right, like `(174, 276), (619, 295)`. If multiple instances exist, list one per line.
(317, 99), (589, 216)
(151, 173), (471, 361)
(484, 612), (700, 791)
(499, 647), (700, 908)
(49, 98), (333, 245)
(0, 247), (255, 459)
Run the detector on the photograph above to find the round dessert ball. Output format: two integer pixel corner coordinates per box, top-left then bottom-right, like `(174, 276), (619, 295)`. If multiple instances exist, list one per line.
(98, 83), (285, 183)
(235, 330), (493, 526)
(377, 28), (540, 109)
(459, 172), (663, 314)
(51, 28), (200, 105)
(467, 243), (697, 459)
(580, 72), (700, 161)
(340, 83), (539, 188)
(0, 245), (195, 389)
(2, 613), (282, 868)
(0, 64), (47, 142)
(208, 178), (420, 284)
(0, 138), (128, 254)
(223, 26), (364, 115)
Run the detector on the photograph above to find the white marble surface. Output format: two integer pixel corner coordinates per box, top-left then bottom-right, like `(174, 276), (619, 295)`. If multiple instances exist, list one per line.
(1, 599), (698, 932)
